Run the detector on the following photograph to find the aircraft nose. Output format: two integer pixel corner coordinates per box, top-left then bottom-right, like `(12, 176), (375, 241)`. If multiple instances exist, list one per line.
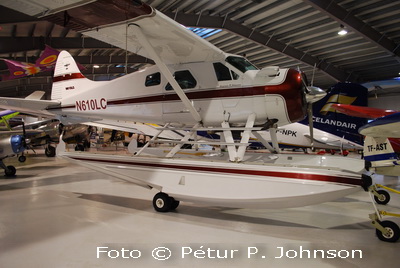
(10, 135), (26, 154)
(305, 85), (327, 103)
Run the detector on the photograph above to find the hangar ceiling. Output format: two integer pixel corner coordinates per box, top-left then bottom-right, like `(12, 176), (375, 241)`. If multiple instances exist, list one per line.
(0, 0), (399, 98)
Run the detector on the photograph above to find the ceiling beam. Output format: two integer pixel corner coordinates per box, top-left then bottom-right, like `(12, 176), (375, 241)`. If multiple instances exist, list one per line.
(301, 0), (400, 59)
(165, 11), (356, 83)
(0, 37), (115, 54)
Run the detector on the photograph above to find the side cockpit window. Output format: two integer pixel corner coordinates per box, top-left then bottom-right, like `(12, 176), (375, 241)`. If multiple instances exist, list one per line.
(165, 70), (197, 91)
(213, 63), (232, 81)
(226, 56), (258, 73)
(213, 62), (240, 81)
(145, 72), (161, 87)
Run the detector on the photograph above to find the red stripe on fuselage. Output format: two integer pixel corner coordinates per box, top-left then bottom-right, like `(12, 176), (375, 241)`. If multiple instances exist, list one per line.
(69, 156), (362, 187)
(54, 73), (86, 82)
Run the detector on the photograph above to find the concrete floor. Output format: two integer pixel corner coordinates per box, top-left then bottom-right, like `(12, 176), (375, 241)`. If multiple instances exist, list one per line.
(0, 152), (399, 268)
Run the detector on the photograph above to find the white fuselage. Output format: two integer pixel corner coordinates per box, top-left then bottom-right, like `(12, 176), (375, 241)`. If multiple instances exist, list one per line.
(49, 56), (306, 128)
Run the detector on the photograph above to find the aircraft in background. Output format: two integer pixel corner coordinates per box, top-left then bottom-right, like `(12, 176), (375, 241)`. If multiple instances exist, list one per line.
(13, 119), (96, 156)
(0, 0), (372, 210)
(333, 104), (400, 176)
(0, 93), (47, 176)
(254, 82), (367, 154)
(333, 104), (400, 154)
(0, 131), (26, 177)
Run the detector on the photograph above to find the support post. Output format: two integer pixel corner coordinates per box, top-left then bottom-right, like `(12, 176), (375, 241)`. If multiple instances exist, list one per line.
(236, 113), (255, 160)
(269, 125), (281, 153)
(221, 120), (237, 162)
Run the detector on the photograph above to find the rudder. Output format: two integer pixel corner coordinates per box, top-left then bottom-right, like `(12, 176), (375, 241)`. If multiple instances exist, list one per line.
(51, 51), (92, 100)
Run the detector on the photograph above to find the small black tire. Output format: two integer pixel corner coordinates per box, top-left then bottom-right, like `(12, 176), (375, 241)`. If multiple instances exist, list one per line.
(18, 155), (26, 162)
(153, 193), (172, 212)
(75, 144), (85, 151)
(170, 198), (180, 210)
(376, 221), (400, 242)
(45, 145), (56, 157)
(5, 165), (16, 177)
(374, 190), (390, 205)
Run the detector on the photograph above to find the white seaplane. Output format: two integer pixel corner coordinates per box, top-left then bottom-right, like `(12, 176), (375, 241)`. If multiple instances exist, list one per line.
(0, 0), (372, 211)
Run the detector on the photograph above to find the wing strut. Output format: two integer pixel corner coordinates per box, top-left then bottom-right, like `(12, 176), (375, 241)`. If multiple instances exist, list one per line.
(166, 123), (201, 158)
(130, 24), (202, 124)
(252, 131), (279, 154)
(135, 123), (171, 156)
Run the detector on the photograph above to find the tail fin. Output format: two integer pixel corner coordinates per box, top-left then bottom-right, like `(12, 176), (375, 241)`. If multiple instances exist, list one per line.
(51, 51), (94, 100)
(364, 136), (398, 167)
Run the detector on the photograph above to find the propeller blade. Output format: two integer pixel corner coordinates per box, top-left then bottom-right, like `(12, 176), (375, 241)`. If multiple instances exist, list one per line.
(311, 63), (316, 87)
(22, 119), (27, 148)
(307, 105), (314, 151)
(305, 86), (327, 103)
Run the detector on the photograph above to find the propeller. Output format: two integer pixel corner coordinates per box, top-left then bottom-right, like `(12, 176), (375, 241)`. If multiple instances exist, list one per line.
(22, 118), (27, 148)
(299, 65), (327, 151)
(15, 118), (30, 162)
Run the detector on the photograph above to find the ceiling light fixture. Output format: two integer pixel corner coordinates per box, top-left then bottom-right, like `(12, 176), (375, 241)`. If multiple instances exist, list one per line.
(338, 24), (348, 36)
(93, 65), (100, 68)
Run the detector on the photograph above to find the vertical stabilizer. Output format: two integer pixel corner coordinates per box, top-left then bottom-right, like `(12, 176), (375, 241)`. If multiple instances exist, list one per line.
(364, 136), (398, 167)
(51, 51), (94, 100)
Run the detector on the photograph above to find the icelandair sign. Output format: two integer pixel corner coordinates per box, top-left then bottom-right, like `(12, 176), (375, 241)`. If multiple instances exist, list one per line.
(313, 116), (357, 130)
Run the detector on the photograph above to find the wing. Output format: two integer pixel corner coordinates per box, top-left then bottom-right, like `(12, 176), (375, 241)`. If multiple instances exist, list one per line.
(40, 1), (225, 65)
(359, 112), (400, 138)
(332, 104), (397, 119)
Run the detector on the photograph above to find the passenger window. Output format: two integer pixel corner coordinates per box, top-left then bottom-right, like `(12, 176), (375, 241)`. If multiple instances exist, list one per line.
(213, 62), (232, 81)
(145, 72), (161, 87)
(165, 70), (197, 91)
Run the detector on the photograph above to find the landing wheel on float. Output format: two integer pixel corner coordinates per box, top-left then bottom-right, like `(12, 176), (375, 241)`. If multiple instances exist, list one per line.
(153, 192), (179, 212)
(4, 165), (16, 177)
(374, 190), (391, 205)
(153, 192), (172, 212)
(376, 220), (400, 243)
(170, 198), (180, 210)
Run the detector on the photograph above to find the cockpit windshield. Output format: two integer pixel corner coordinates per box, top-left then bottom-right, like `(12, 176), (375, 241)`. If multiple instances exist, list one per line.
(226, 56), (258, 73)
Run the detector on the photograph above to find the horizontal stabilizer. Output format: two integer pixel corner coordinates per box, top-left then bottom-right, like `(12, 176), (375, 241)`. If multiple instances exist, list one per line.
(333, 104), (397, 119)
(0, 96), (60, 116)
(359, 112), (400, 138)
(25, 91), (46, 100)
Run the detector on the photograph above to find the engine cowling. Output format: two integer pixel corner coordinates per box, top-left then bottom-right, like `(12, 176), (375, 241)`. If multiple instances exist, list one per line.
(1, 135), (26, 155)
